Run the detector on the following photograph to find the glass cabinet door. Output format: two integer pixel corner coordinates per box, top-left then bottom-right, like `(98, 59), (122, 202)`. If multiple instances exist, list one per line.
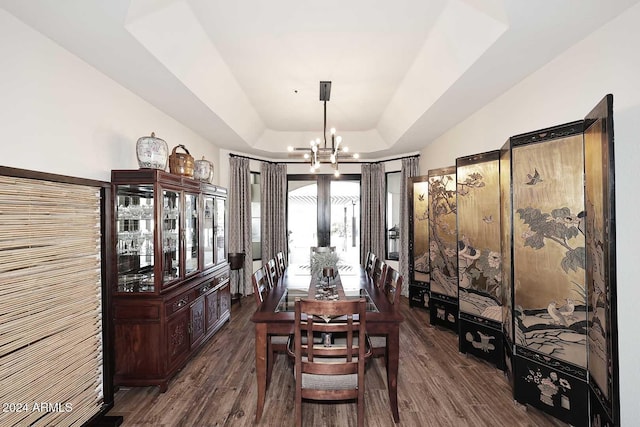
(203, 195), (215, 268)
(115, 185), (155, 292)
(214, 197), (226, 265)
(162, 189), (180, 284)
(184, 192), (199, 275)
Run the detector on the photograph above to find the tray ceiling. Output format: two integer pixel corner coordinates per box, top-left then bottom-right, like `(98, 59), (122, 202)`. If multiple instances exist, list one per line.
(1, 0), (637, 160)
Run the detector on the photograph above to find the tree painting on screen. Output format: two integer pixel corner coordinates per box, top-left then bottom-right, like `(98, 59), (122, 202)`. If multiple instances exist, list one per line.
(428, 169), (457, 298)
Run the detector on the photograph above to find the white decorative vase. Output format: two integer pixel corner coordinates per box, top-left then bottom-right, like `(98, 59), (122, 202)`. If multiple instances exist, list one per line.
(193, 156), (214, 183)
(136, 132), (168, 170)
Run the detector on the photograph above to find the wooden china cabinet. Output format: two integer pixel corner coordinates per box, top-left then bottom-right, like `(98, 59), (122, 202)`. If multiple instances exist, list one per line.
(110, 169), (230, 391)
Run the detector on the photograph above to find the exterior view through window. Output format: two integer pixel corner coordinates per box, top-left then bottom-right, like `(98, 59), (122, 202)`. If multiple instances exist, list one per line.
(287, 176), (360, 268)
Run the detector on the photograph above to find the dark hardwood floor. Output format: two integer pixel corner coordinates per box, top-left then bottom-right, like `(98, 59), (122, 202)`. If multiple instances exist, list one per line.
(107, 297), (567, 426)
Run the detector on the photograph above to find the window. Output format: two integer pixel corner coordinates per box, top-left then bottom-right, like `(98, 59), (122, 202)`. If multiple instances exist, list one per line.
(386, 171), (401, 260)
(251, 172), (261, 260)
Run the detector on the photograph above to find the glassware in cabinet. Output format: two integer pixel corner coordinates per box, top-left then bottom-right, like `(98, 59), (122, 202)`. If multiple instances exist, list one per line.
(161, 189), (180, 284)
(203, 195), (215, 268)
(115, 184), (155, 292)
(214, 196), (226, 265)
(184, 192), (199, 275)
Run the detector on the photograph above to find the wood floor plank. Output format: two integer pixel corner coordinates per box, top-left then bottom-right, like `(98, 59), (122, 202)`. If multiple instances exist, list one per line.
(107, 297), (567, 426)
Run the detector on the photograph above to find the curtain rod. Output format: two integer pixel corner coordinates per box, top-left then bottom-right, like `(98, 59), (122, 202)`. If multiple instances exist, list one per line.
(368, 154), (420, 164)
(228, 153), (281, 164)
(228, 152), (419, 165)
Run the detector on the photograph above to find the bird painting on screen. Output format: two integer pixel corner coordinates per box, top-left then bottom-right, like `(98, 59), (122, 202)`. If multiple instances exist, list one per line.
(526, 168), (543, 185)
(547, 299), (575, 326)
(557, 298), (575, 319)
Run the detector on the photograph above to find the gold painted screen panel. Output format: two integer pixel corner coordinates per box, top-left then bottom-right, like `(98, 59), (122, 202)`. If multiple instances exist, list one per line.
(410, 177), (430, 284)
(512, 133), (586, 369)
(585, 118), (608, 396)
(457, 152), (502, 322)
(428, 167), (457, 298)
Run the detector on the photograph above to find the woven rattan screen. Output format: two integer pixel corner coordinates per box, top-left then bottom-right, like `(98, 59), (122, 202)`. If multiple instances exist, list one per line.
(0, 175), (104, 426)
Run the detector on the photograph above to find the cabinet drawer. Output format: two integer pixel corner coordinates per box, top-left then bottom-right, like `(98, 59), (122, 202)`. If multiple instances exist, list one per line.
(115, 303), (160, 320)
(217, 270), (229, 284)
(197, 279), (216, 297)
(165, 292), (193, 315)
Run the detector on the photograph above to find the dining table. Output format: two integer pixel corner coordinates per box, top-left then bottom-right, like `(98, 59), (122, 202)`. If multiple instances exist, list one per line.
(250, 264), (404, 423)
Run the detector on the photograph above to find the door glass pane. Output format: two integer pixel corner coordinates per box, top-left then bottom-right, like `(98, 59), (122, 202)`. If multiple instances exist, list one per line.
(288, 180), (318, 266)
(330, 181), (360, 267)
(162, 189), (180, 283)
(214, 197), (226, 264)
(386, 172), (401, 260)
(185, 193), (198, 274)
(251, 173), (261, 260)
(203, 196), (214, 267)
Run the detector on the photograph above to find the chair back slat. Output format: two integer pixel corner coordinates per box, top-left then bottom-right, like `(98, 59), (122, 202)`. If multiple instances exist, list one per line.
(293, 299), (367, 364)
(276, 251), (287, 276)
(264, 258), (278, 289)
(251, 268), (269, 306)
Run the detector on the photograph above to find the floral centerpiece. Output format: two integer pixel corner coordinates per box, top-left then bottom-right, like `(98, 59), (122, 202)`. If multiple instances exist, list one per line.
(310, 250), (339, 279)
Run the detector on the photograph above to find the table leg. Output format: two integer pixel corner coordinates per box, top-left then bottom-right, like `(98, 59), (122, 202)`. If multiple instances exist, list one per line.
(255, 323), (267, 423)
(386, 327), (400, 423)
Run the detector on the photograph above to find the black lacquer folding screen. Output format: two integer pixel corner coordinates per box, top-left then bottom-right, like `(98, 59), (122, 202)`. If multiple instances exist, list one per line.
(410, 94), (618, 427)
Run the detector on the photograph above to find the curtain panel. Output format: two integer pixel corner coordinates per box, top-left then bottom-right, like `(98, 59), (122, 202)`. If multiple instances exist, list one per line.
(399, 156), (420, 296)
(260, 162), (288, 264)
(360, 163), (386, 265)
(229, 156), (252, 296)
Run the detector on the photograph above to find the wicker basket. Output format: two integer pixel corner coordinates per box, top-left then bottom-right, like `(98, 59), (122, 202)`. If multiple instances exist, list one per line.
(169, 144), (194, 177)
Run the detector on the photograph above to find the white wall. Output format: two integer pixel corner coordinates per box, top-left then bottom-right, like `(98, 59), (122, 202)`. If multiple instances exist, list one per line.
(0, 10), (220, 183)
(420, 4), (640, 424)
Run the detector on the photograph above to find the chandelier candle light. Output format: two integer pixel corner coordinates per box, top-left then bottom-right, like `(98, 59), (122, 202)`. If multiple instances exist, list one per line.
(288, 81), (359, 176)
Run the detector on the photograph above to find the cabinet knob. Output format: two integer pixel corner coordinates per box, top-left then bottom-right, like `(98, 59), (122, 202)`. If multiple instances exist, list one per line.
(176, 299), (187, 308)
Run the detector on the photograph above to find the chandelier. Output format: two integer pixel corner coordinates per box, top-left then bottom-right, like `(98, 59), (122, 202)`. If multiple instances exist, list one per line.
(288, 81), (359, 176)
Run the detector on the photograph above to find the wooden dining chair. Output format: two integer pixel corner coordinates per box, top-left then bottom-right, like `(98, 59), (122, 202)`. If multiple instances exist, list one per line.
(370, 268), (403, 359)
(276, 251), (287, 277)
(288, 298), (371, 427)
(372, 258), (388, 289)
(251, 267), (289, 385)
(288, 298), (372, 427)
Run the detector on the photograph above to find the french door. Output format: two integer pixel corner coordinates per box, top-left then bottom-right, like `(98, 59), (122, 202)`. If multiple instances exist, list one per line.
(287, 174), (360, 266)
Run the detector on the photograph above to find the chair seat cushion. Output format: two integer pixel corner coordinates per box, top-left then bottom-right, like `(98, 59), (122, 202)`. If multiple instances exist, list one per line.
(368, 335), (386, 347)
(270, 335), (290, 345)
(302, 372), (358, 390)
(300, 356), (360, 390)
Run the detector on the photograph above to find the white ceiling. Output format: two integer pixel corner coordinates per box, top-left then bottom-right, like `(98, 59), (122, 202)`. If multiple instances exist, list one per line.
(1, 0), (638, 160)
